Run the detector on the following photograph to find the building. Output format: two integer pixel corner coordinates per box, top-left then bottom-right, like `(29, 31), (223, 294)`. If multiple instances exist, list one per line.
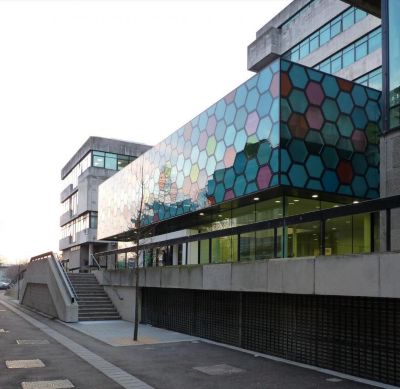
(59, 136), (151, 272)
(93, 0), (400, 386)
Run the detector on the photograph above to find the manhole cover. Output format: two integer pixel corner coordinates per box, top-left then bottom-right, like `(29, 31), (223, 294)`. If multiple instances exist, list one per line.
(193, 363), (244, 376)
(17, 339), (50, 345)
(326, 377), (343, 383)
(22, 379), (74, 389)
(6, 359), (45, 368)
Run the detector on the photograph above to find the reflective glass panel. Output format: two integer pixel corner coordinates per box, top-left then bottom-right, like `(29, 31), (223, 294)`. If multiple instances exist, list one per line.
(325, 216), (352, 255)
(212, 235), (238, 263)
(199, 239), (209, 264)
(240, 232), (255, 262)
(285, 196), (320, 217)
(286, 221), (320, 257)
(320, 26), (330, 45)
(255, 229), (275, 260)
(256, 198), (283, 221)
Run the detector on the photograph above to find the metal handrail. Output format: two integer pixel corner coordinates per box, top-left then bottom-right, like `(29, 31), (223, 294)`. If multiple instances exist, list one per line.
(90, 254), (101, 271)
(52, 253), (78, 303)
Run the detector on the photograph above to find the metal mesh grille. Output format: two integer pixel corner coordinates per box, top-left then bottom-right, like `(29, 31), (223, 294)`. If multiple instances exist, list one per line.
(141, 288), (400, 386)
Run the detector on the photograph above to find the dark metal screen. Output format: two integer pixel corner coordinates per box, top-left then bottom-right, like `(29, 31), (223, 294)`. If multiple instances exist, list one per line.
(142, 288), (400, 386)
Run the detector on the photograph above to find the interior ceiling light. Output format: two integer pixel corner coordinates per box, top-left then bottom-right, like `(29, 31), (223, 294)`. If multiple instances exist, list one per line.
(294, 199), (300, 202)
(353, 201), (359, 204)
(312, 194), (319, 198)
(254, 197), (260, 201)
(199, 212), (204, 216)
(275, 200), (281, 203)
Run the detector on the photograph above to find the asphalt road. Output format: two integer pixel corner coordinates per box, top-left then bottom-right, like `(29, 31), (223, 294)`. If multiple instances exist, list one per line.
(0, 294), (377, 389)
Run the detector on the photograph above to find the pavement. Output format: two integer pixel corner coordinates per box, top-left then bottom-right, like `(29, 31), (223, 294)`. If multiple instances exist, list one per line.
(0, 292), (388, 389)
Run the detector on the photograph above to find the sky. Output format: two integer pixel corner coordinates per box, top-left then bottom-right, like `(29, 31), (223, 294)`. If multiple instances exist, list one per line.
(0, 0), (290, 264)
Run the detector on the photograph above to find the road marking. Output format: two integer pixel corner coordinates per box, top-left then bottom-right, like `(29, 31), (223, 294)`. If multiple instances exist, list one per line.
(6, 359), (45, 368)
(0, 299), (153, 389)
(0, 328), (9, 333)
(17, 339), (50, 345)
(21, 379), (74, 389)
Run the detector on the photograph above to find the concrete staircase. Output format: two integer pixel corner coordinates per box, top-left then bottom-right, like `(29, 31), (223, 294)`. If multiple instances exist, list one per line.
(67, 273), (121, 321)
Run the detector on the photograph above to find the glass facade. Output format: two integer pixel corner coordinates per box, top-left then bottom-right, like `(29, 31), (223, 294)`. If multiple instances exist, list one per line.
(388, 1), (400, 130)
(314, 28), (382, 75)
(355, 67), (382, 91)
(63, 150), (136, 189)
(98, 59), (381, 243)
(284, 7), (367, 63)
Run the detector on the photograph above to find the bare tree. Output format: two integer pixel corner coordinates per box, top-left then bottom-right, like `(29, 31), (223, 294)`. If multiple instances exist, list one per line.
(128, 163), (154, 341)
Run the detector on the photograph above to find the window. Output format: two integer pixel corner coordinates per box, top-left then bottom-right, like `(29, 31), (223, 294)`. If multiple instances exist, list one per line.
(368, 29), (381, 53)
(283, 7), (368, 62)
(105, 153), (117, 170)
(355, 67), (382, 90)
(314, 27), (382, 75)
(92, 151), (105, 168)
(342, 8), (355, 30)
(355, 37), (368, 61)
(342, 45), (355, 67)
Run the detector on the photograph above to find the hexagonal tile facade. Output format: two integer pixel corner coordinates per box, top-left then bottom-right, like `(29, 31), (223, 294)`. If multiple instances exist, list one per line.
(98, 59), (381, 239)
(280, 59), (381, 199)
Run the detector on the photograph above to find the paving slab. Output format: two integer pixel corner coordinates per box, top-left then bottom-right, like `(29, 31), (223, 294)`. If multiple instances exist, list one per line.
(64, 320), (198, 347)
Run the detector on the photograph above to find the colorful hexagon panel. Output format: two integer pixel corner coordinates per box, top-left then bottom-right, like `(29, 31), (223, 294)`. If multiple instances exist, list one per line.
(97, 59), (381, 240)
(279, 59), (381, 199)
(98, 60), (281, 238)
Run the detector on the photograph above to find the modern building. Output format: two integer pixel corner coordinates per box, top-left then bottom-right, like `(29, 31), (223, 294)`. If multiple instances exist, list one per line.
(59, 136), (151, 271)
(91, 0), (400, 385)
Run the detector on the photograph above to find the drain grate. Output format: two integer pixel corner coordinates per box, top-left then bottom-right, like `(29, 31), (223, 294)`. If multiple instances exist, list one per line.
(193, 363), (244, 376)
(6, 359), (45, 368)
(17, 339), (50, 345)
(21, 380), (74, 389)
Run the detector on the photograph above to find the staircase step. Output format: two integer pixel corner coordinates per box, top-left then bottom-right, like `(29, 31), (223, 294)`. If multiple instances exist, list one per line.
(66, 272), (121, 322)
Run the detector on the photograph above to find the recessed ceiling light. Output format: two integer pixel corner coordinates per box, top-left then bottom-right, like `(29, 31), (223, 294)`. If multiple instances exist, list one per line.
(312, 194), (319, 198)
(254, 197), (260, 201)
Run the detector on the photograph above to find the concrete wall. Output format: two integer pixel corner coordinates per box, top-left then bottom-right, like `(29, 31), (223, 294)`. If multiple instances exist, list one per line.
(22, 284), (58, 317)
(136, 253), (393, 297)
(247, 0), (381, 73)
(21, 258), (78, 322)
(95, 252), (400, 311)
(380, 131), (400, 252)
(61, 136), (151, 180)
(93, 270), (139, 322)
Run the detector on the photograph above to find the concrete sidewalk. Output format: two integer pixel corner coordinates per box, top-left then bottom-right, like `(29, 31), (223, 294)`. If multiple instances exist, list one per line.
(0, 293), (388, 389)
(64, 320), (198, 347)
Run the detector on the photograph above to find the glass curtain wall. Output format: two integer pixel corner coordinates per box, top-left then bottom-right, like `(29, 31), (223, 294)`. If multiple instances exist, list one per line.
(388, 1), (400, 129)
